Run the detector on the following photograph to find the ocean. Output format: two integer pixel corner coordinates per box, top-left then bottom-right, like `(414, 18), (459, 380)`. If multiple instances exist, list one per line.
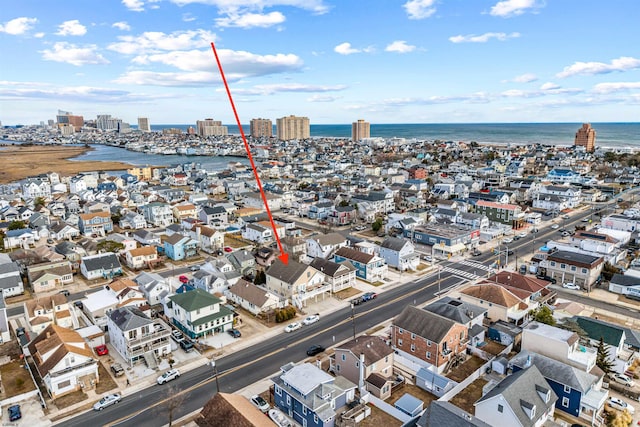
(151, 122), (640, 149)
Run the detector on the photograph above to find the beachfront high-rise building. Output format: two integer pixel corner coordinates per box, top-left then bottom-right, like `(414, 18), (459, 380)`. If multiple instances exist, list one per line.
(276, 115), (310, 141)
(250, 118), (273, 138)
(196, 118), (228, 137)
(56, 110), (84, 132)
(96, 114), (123, 131)
(575, 123), (596, 153)
(138, 117), (151, 132)
(351, 119), (370, 141)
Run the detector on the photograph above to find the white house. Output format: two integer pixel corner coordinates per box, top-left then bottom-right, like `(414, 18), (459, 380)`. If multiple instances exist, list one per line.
(225, 279), (281, 315)
(379, 237), (420, 271)
(306, 232), (349, 259)
(135, 271), (171, 306)
(242, 223), (273, 244)
(164, 289), (234, 339)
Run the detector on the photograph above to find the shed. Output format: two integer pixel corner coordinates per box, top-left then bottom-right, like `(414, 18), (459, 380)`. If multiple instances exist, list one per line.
(491, 357), (509, 375)
(394, 393), (424, 417)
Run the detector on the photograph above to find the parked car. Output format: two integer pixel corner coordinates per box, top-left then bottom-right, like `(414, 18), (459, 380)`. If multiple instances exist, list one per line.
(471, 249), (482, 257)
(178, 275), (189, 284)
(551, 224), (560, 229)
(224, 246), (233, 252)
(608, 397), (635, 413)
(502, 238), (513, 244)
(74, 300), (84, 310)
(94, 344), (109, 356)
(506, 250), (515, 256)
(284, 322), (302, 333)
(562, 214), (570, 219)
(306, 344), (325, 356)
(8, 404), (21, 421)
(59, 289), (70, 297)
(93, 393), (121, 411)
(171, 330), (184, 342)
(303, 314), (320, 325)
(517, 232), (527, 238)
(190, 265), (200, 271)
(250, 394), (270, 413)
(362, 292), (377, 301)
(110, 363), (125, 377)
(562, 283), (581, 290)
(157, 369), (181, 385)
(423, 255), (432, 262)
(179, 339), (194, 352)
(227, 328), (241, 338)
(536, 274), (557, 284)
(581, 218), (589, 222)
(350, 297), (362, 306)
(612, 373), (635, 387)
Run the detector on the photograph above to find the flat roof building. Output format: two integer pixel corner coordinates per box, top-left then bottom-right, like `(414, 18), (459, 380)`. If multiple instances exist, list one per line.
(276, 115), (310, 141)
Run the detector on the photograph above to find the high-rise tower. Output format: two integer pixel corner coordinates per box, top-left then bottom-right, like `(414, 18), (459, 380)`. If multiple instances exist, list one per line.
(276, 115), (310, 141)
(351, 119), (370, 141)
(250, 118), (273, 138)
(574, 123), (596, 153)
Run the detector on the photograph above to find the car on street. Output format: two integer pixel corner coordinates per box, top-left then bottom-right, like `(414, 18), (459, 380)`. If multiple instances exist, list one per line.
(506, 250), (515, 256)
(562, 283), (581, 290)
(562, 214), (570, 219)
(306, 344), (325, 356)
(562, 231), (571, 237)
(517, 232), (527, 238)
(612, 373), (635, 387)
(157, 369), (181, 384)
(550, 224), (560, 229)
(250, 395), (270, 413)
(171, 330), (184, 342)
(93, 393), (121, 411)
(582, 218), (589, 222)
(190, 265), (200, 271)
(536, 274), (557, 284)
(608, 397), (635, 413)
(284, 322), (302, 333)
(94, 344), (109, 356)
(303, 314), (320, 325)
(227, 328), (241, 338)
(502, 238), (513, 244)
(8, 404), (21, 421)
(362, 292), (377, 301)
(471, 249), (482, 256)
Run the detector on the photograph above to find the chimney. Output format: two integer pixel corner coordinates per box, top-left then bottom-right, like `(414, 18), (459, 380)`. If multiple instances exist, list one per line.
(359, 353), (366, 393)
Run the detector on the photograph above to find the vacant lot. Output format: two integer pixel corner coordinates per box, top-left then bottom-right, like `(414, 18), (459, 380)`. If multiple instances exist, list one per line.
(449, 377), (488, 414)
(0, 359), (37, 398)
(95, 361), (118, 394)
(360, 404), (403, 427)
(388, 383), (437, 407)
(447, 356), (486, 383)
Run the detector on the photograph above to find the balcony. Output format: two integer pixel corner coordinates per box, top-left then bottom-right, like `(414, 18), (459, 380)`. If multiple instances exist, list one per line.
(126, 327), (170, 348)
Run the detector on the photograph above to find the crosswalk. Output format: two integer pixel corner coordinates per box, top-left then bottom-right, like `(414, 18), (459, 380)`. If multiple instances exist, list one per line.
(455, 259), (492, 272)
(441, 266), (482, 281)
(436, 259), (494, 282)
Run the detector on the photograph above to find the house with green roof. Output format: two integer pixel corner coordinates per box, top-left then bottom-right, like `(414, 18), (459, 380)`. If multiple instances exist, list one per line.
(575, 316), (633, 374)
(164, 289), (234, 339)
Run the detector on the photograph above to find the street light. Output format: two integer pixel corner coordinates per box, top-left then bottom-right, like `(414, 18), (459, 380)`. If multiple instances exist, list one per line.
(350, 302), (356, 340)
(211, 358), (220, 393)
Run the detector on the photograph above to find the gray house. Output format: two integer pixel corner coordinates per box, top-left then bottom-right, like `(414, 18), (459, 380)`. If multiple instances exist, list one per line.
(379, 237), (419, 271)
(0, 258), (23, 297)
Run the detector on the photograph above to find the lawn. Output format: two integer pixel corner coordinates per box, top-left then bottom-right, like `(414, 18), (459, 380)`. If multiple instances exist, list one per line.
(0, 359), (36, 398)
(359, 404), (403, 427)
(53, 390), (88, 410)
(334, 287), (362, 300)
(95, 361), (118, 394)
(449, 377), (488, 415)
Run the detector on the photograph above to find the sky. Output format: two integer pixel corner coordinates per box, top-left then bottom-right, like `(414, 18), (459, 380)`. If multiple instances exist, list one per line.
(1, 0), (639, 125)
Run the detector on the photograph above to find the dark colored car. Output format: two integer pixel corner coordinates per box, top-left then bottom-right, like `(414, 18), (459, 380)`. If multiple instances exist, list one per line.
(471, 250), (482, 256)
(8, 405), (21, 421)
(506, 250), (515, 256)
(228, 328), (241, 338)
(306, 345), (325, 356)
(536, 274), (557, 284)
(59, 289), (70, 297)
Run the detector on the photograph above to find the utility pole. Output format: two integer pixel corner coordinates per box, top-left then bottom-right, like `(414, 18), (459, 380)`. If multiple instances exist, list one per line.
(350, 302), (356, 340)
(211, 359), (220, 393)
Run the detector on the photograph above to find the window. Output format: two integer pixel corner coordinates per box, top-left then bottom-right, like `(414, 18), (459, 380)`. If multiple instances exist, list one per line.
(564, 385), (571, 393)
(58, 380), (71, 389)
(560, 263), (566, 269)
(498, 404), (503, 413)
(341, 354), (346, 361)
(275, 385), (282, 396)
(398, 328), (403, 335)
(286, 395), (291, 405)
(426, 351), (431, 360)
(411, 333), (416, 340)
(303, 406), (307, 415)
(426, 340), (431, 346)
(314, 415), (318, 423)
(398, 339), (403, 346)
(410, 344), (415, 352)
(550, 261), (556, 267)
(336, 365), (340, 372)
(582, 268), (588, 273)
(571, 265), (577, 271)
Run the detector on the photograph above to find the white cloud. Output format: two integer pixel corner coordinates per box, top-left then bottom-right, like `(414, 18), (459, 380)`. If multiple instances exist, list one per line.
(216, 11), (285, 28)
(490, 0), (540, 17)
(56, 20), (87, 36)
(169, 0), (329, 15)
(34, 32), (45, 38)
(0, 81), (171, 103)
(233, 83), (347, 95)
(112, 21), (131, 31)
(540, 82), (560, 90)
(557, 56), (640, 78)
(449, 32), (520, 43)
(403, 0), (436, 20)
(592, 82), (640, 94)
(113, 70), (219, 86)
(334, 42), (373, 55)
(307, 94), (340, 102)
(511, 73), (538, 83)
(182, 13), (196, 22)
(0, 17), (37, 35)
(122, 0), (145, 12)
(108, 30), (217, 55)
(385, 41), (416, 53)
(40, 42), (109, 66)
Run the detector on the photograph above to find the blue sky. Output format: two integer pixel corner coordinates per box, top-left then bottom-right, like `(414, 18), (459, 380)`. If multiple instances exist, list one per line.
(1, 0), (639, 125)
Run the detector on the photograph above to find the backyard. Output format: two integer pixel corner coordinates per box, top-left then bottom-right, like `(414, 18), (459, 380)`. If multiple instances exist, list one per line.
(449, 377), (488, 414)
(0, 359), (36, 399)
(446, 355), (486, 383)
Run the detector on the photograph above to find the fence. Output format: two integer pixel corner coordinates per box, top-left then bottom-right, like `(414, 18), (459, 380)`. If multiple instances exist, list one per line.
(366, 394), (413, 424)
(438, 357), (494, 402)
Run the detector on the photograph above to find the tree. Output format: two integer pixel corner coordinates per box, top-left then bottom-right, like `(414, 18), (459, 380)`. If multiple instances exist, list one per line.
(602, 262), (622, 281)
(531, 306), (556, 326)
(158, 385), (188, 427)
(371, 218), (383, 232)
(96, 240), (125, 253)
(34, 196), (46, 208)
(254, 270), (266, 285)
(596, 337), (614, 373)
(338, 200), (349, 207)
(7, 220), (26, 230)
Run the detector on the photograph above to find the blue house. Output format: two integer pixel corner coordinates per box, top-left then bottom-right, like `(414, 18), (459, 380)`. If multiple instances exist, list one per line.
(333, 246), (387, 283)
(97, 182), (118, 192)
(510, 350), (608, 425)
(163, 233), (198, 261)
(272, 362), (357, 427)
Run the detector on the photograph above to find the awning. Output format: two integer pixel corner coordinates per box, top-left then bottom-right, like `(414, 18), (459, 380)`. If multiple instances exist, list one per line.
(440, 243), (467, 253)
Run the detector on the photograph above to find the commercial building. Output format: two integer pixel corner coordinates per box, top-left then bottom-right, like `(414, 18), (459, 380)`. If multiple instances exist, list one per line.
(196, 118), (228, 137)
(351, 119), (370, 141)
(250, 118), (272, 138)
(574, 123), (596, 153)
(96, 114), (123, 131)
(276, 115), (310, 141)
(137, 117), (151, 132)
(56, 110), (84, 131)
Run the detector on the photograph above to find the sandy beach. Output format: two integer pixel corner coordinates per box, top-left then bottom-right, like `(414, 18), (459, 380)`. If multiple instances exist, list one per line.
(0, 145), (137, 184)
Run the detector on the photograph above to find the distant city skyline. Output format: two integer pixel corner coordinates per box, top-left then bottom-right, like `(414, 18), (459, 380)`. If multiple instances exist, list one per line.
(1, 1), (639, 125)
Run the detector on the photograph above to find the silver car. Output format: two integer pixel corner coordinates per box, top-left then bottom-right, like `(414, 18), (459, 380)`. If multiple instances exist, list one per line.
(93, 393), (121, 411)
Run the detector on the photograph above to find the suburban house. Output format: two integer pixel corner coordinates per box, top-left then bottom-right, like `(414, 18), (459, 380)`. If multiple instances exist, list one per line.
(418, 401), (491, 427)
(104, 278), (149, 309)
(107, 306), (171, 367)
(78, 212), (113, 236)
(265, 259), (329, 309)
(379, 237), (420, 271)
(510, 350), (608, 425)
(272, 362), (357, 427)
(608, 273), (640, 297)
(140, 202), (174, 227)
(392, 306), (468, 374)
(164, 289), (234, 339)
(329, 336), (395, 399)
(472, 200), (525, 229)
(306, 233), (349, 259)
(163, 233), (198, 261)
(424, 297), (487, 347)
(402, 223), (479, 258)
(538, 251), (604, 290)
(225, 279), (281, 315)
(457, 283), (537, 326)
(134, 272), (171, 307)
(521, 322), (596, 372)
(24, 294), (73, 335)
(333, 247), (387, 284)
(309, 258), (357, 294)
(242, 222), (273, 244)
(226, 250), (256, 277)
(27, 324), (99, 399)
(198, 205), (228, 227)
(125, 246), (159, 270)
(190, 225), (224, 253)
(474, 365), (557, 427)
(53, 241), (87, 271)
(80, 253), (122, 280)
(132, 229), (162, 246)
(0, 260), (24, 297)
(4, 228), (39, 249)
(172, 203), (197, 221)
(49, 221), (80, 240)
(575, 316), (634, 374)
(196, 393), (275, 427)
(27, 261), (74, 294)
(118, 211), (147, 230)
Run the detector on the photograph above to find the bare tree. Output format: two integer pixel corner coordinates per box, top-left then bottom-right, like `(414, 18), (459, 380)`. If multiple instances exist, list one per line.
(157, 385), (189, 427)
